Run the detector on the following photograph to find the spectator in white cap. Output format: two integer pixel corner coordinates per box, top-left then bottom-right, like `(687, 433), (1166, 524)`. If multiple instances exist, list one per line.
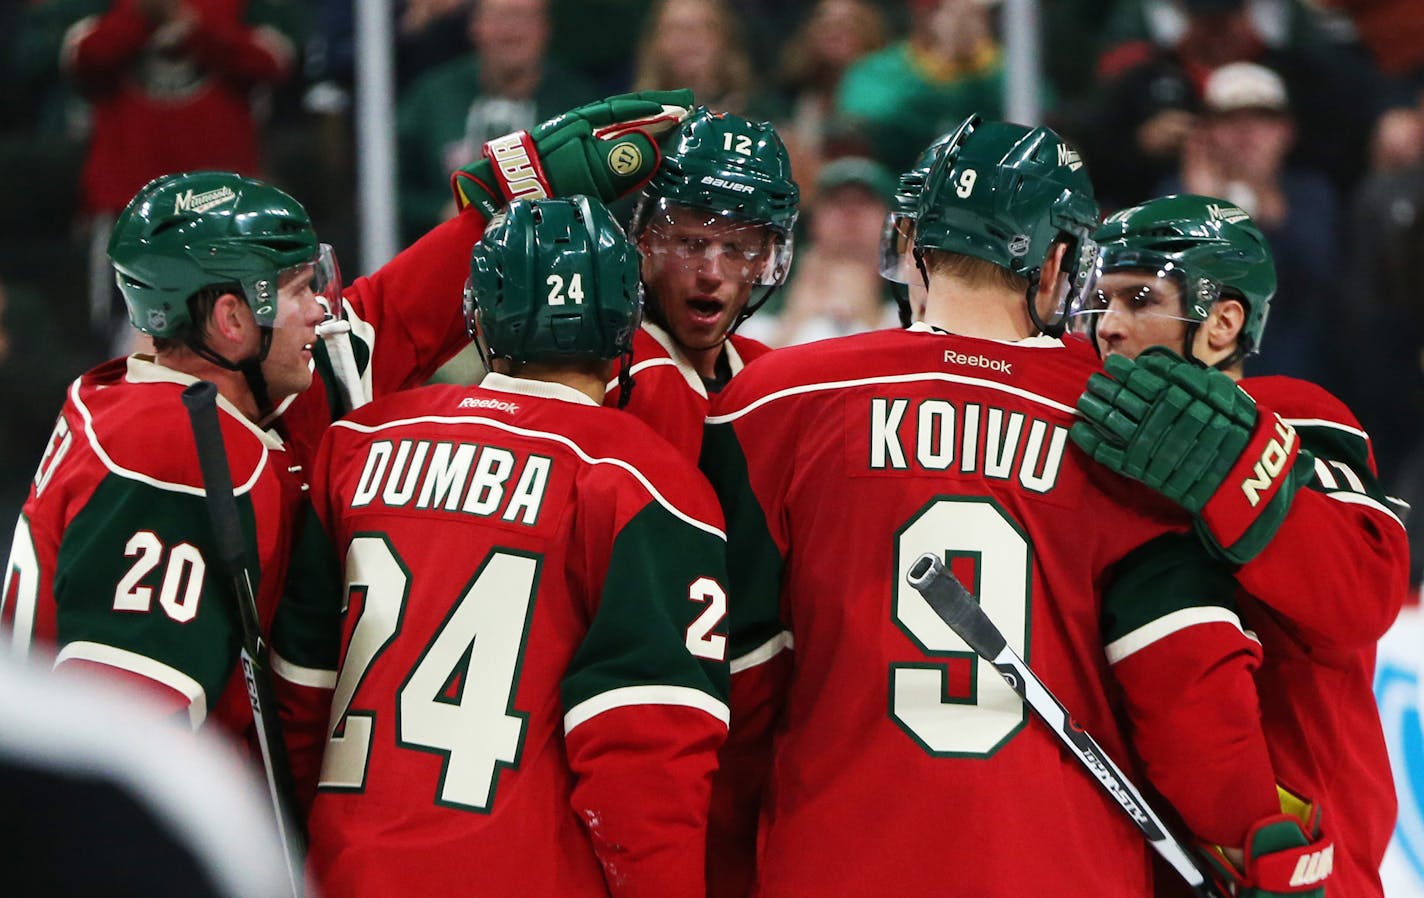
(1162, 59), (1342, 386)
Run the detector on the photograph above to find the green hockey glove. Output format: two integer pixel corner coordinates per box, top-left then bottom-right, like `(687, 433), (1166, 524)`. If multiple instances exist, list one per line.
(451, 89), (694, 217)
(1071, 347), (1315, 564)
(1202, 789), (1332, 897)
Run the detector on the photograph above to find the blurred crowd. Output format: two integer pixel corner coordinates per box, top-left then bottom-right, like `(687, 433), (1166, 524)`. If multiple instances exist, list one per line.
(5, 0), (1424, 573)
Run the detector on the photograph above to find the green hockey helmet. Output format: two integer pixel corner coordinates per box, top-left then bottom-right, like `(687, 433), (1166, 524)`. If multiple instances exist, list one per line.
(633, 107), (799, 287)
(1082, 194), (1275, 355)
(108, 172), (324, 338)
(466, 196), (643, 366)
(881, 124), (966, 287)
(914, 115), (1100, 332)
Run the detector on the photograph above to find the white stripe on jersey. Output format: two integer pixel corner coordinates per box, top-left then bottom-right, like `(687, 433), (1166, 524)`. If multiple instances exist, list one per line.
(1323, 490), (1405, 527)
(606, 356), (680, 393)
(331, 414), (727, 540)
(73, 374), (270, 496)
(270, 650), (338, 689)
(730, 630), (794, 674)
(1104, 607), (1258, 665)
(563, 684), (730, 734)
(1281, 417), (1370, 442)
(54, 640), (207, 729)
(706, 370), (1077, 424)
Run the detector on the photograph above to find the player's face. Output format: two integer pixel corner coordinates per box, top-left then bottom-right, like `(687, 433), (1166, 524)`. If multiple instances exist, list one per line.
(260, 262), (327, 402)
(638, 205), (773, 352)
(1081, 269), (1192, 360)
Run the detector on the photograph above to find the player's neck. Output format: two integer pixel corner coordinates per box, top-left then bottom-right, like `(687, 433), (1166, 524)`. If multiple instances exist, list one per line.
(151, 350), (261, 421)
(922, 281), (1037, 342)
(497, 360), (609, 404)
(682, 342), (725, 381)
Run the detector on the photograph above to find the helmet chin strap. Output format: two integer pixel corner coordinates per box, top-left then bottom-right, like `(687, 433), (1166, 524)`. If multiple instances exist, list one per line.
(1024, 269), (1068, 338)
(187, 327), (276, 417)
(615, 348), (636, 409)
(730, 283), (778, 333)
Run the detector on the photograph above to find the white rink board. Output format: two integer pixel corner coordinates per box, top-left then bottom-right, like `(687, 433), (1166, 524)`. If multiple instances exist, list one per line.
(1378, 605), (1424, 898)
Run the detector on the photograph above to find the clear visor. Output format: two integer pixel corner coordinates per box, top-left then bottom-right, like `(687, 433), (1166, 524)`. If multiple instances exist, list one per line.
(879, 211), (918, 285)
(1067, 260), (1208, 336)
(640, 199), (793, 286)
(282, 243), (343, 319)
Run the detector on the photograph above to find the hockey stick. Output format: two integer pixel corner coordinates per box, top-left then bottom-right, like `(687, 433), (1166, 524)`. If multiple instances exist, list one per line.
(905, 552), (1228, 898)
(182, 381), (306, 898)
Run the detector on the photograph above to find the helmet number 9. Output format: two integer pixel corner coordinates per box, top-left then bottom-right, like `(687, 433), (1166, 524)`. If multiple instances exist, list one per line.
(955, 170), (978, 199)
(722, 133), (754, 156)
(546, 273), (585, 306)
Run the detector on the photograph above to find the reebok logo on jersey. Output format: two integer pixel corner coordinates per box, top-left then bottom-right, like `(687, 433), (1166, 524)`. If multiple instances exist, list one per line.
(944, 350), (1012, 375)
(173, 186), (236, 214)
(459, 397), (520, 413)
(700, 175), (754, 194)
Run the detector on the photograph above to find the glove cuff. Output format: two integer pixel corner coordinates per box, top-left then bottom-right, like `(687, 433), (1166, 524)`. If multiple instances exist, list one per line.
(482, 130), (553, 203)
(1197, 409), (1301, 552)
(450, 164), (502, 218)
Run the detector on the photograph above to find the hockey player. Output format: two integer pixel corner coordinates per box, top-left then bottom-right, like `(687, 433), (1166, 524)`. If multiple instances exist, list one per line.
(305, 196), (730, 898)
(702, 117), (1328, 896)
(1, 92), (696, 786)
(605, 108), (799, 460)
(1070, 193), (1407, 897)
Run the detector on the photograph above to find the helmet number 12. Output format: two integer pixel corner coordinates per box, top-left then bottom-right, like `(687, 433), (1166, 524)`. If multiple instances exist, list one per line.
(546, 273), (584, 305)
(722, 133), (753, 156)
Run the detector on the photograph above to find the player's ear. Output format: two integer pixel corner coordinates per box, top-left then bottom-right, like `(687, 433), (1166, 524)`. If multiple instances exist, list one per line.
(1203, 297), (1246, 352)
(1039, 241), (1069, 294)
(208, 292), (255, 349)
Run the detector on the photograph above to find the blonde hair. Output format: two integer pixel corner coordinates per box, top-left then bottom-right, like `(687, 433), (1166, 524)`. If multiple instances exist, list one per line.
(922, 250), (1030, 294)
(632, 0), (753, 112)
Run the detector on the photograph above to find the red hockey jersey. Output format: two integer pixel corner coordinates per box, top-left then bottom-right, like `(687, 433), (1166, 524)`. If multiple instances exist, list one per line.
(2, 205), (489, 797)
(605, 323), (771, 461)
(702, 325), (1276, 897)
(307, 374), (731, 898)
(0, 357), (329, 752)
(1234, 375), (1406, 897)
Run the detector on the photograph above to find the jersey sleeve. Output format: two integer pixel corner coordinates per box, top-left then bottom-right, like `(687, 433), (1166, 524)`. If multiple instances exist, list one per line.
(699, 412), (794, 898)
(1234, 407), (1408, 652)
(269, 499), (342, 814)
(49, 475), (249, 729)
(561, 496), (731, 898)
(1103, 533), (1279, 848)
(334, 207), (488, 405)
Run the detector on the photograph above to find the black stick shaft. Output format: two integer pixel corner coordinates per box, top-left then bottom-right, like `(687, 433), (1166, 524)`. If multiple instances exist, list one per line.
(906, 552), (1227, 898)
(182, 381), (306, 898)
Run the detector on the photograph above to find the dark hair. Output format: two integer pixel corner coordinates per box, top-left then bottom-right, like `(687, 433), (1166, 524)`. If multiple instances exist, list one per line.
(151, 285), (235, 354)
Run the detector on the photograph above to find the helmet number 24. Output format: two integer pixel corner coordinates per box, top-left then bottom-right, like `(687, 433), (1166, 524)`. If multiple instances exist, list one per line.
(546, 273), (585, 305)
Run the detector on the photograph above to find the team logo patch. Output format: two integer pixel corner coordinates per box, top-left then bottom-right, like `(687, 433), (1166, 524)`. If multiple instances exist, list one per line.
(608, 142), (643, 176)
(173, 186), (237, 214)
(1008, 235), (1031, 257)
(147, 308), (168, 331)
